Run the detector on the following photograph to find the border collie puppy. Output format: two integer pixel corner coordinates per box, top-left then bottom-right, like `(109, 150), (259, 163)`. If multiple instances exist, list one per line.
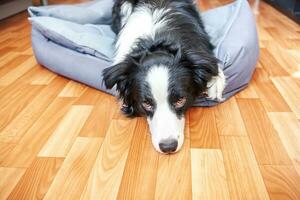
(103, 0), (226, 154)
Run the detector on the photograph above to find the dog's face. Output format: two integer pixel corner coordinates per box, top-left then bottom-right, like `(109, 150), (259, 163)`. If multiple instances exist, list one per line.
(103, 48), (218, 153)
(143, 64), (195, 153)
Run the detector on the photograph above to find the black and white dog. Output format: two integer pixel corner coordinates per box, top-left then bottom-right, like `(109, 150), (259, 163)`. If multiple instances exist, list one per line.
(103, 0), (226, 154)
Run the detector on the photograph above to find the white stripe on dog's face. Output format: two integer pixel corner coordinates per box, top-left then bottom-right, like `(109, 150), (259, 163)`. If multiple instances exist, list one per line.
(146, 65), (185, 153)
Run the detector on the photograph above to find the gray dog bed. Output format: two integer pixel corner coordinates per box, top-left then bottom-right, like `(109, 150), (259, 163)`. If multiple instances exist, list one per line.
(28, 0), (258, 106)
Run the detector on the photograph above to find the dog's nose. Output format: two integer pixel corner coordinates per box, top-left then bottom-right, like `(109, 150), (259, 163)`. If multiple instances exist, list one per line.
(159, 139), (178, 153)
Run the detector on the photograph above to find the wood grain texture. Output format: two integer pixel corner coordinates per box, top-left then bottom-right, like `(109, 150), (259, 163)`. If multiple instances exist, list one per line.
(237, 99), (291, 165)
(268, 112), (300, 176)
(39, 105), (93, 157)
(0, 68), (42, 103)
(271, 77), (300, 119)
(264, 28), (293, 49)
(80, 119), (137, 200)
(191, 149), (230, 200)
(30, 67), (57, 85)
(44, 137), (102, 200)
(117, 119), (159, 200)
(0, 55), (29, 76)
(2, 98), (75, 168)
(0, 143), (16, 165)
(252, 67), (270, 83)
(259, 48), (289, 76)
(0, 52), (19, 68)
(79, 95), (117, 137)
(220, 136), (270, 200)
(0, 80), (42, 109)
(235, 80), (259, 98)
(260, 166), (300, 200)
(258, 27), (273, 41)
(20, 47), (33, 56)
(155, 141), (192, 200)
(0, 167), (26, 199)
(0, 56), (36, 86)
(214, 97), (247, 136)
(58, 80), (87, 97)
(262, 41), (299, 76)
(253, 80), (291, 112)
(73, 87), (102, 105)
(7, 158), (64, 200)
(189, 107), (220, 148)
(0, 84), (44, 137)
(0, 77), (67, 143)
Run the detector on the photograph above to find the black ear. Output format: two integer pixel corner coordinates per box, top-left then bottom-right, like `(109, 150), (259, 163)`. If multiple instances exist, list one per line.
(102, 62), (131, 89)
(185, 50), (219, 91)
(102, 61), (137, 116)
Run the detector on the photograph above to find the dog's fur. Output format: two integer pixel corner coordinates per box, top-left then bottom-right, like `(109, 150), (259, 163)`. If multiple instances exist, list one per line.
(103, 0), (226, 153)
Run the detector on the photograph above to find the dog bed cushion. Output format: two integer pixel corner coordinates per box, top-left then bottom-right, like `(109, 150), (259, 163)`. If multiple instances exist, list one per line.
(28, 0), (113, 24)
(29, 0), (259, 106)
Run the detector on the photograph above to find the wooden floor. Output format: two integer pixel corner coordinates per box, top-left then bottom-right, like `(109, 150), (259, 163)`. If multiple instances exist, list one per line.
(1, 0), (300, 199)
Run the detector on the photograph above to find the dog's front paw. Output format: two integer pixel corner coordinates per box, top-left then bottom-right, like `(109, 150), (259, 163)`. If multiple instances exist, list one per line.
(207, 68), (226, 101)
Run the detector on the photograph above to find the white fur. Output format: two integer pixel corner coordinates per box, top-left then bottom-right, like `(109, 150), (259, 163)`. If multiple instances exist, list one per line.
(207, 67), (226, 101)
(120, 2), (133, 27)
(114, 5), (169, 63)
(146, 65), (185, 153)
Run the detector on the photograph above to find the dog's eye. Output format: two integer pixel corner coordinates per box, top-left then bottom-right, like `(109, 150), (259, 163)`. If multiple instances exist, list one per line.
(174, 97), (186, 108)
(142, 101), (153, 111)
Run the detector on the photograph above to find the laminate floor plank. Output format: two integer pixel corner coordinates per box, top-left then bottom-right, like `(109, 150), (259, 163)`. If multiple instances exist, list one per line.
(44, 137), (103, 200)
(189, 107), (220, 148)
(1, 98), (76, 168)
(7, 158), (64, 200)
(268, 112), (300, 176)
(260, 166), (300, 200)
(38, 105), (93, 157)
(117, 119), (159, 200)
(0, 77), (68, 143)
(80, 119), (137, 200)
(271, 77), (300, 119)
(220, 136), (270, 200)
(0, 167), (26, 200)
(214, 97), (247, 136)
(191, 149), (230, 200)
(237, 99), (292, 165)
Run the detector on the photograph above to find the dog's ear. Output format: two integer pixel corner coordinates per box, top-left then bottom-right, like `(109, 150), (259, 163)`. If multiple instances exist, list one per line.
(185, 50), (219, 92)
(102, 60), (137, 116)
(102, 62), (131, 89)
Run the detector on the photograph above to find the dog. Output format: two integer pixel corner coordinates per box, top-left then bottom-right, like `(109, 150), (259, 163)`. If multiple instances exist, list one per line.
(103, 0), (226, 154)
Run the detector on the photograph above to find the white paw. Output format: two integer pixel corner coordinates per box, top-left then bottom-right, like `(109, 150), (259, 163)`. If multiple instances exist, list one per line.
(207, 68), (226, 101)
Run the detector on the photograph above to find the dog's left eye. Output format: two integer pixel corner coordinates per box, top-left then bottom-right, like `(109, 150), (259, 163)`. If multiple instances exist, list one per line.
(174, 97), (186, 108)
(142, 101), (153, 111)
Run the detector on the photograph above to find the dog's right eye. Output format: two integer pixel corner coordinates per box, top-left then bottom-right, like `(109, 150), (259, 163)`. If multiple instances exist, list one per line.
(174, 97), (186, 109)
(142, 101), (153, 111)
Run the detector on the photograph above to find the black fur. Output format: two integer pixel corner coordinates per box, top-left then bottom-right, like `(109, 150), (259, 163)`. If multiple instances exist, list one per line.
(103, 0), (219, 118)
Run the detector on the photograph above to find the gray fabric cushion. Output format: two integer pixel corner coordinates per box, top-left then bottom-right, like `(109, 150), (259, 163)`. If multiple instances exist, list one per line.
(28, 0), (113, 24)
(29, 0), (259, 107)
(29, 17), (115, 61)
(31, 28), (113, 93)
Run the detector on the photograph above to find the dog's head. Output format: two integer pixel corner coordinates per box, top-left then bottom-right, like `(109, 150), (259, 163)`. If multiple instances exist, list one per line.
(103, 41), (218, 153)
